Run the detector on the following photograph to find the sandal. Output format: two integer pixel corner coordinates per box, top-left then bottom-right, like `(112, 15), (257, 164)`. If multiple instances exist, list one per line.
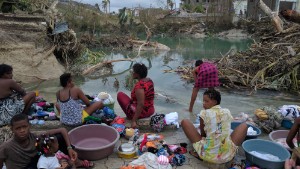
(80, 160), (94, 168)
(189, 150), (203, 161)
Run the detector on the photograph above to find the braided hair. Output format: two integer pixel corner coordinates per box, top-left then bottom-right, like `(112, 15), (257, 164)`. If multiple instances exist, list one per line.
(35, 134), (58, 155)
(203, 89), (221, 105)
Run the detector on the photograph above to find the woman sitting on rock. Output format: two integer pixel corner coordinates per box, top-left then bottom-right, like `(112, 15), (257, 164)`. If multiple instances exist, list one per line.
(56, 73), (103, 126)
(117, 63), (155, 128)
(0, 64), (36, 126)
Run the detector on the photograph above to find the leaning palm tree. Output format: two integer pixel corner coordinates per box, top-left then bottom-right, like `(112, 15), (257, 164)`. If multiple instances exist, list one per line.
(107, 0), (110, 14)
(95, 3), (101, 13)
(118, 7), (127, 27)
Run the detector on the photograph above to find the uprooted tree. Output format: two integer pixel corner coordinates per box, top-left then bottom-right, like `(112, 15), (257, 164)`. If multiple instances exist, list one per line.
(257, 0), (283, 32)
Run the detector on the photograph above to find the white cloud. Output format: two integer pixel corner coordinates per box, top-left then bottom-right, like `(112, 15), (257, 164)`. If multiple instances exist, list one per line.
(74, 0), (180, 12)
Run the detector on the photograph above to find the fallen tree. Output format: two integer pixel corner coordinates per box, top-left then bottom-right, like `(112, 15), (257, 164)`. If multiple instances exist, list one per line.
(257, 0), (283, 32)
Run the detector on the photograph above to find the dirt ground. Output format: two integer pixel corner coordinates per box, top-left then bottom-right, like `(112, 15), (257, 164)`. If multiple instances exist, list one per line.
(0, 14), (64, 83)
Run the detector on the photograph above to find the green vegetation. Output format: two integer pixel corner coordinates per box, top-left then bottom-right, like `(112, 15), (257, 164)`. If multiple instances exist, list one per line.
(182, 3), (205, 13)
(80, 48), (106, 65)
(57, 2), (119, 34)
(194, 4), (205, 13)
(181, 4), (192, 12)
(0, 0), (33, 13)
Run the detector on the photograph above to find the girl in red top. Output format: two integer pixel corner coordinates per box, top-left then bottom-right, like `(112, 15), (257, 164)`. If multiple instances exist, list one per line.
(117, 63), (155, 128)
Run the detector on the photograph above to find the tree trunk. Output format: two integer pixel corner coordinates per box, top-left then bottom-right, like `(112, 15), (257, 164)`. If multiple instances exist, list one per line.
(258, 0), (283, 32)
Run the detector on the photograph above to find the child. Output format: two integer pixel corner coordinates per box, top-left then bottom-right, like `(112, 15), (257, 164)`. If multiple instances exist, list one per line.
(0, 114), (94, 169)
(182, 89), (247, 164)
(36, 135), (75, 169)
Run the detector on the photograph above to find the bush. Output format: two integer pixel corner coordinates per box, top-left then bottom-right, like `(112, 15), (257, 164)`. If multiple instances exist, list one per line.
(194, 4), (204, 13)
(182, 4), (192, 12)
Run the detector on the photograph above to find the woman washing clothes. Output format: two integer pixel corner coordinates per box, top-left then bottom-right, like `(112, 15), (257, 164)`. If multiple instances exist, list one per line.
(0, 64), (36, 126)
(117, 63), (155, 128)
(188, 60), (219, 113)
(56, 73), (103, 126)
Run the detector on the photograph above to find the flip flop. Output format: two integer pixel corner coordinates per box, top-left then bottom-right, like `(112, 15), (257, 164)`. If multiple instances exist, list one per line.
(189, 150), (203, 161)
(80, 160), (94, 168)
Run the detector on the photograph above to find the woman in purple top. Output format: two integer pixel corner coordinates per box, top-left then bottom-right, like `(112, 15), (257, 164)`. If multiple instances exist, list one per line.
(188, 60), (219, 113)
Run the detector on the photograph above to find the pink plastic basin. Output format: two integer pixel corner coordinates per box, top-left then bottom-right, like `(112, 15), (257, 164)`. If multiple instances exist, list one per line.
(269, 130), (296, 151)
(68, 124), (120, 160)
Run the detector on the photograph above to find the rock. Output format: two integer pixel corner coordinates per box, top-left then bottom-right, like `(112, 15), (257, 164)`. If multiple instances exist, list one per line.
(193, 33), (207, 38)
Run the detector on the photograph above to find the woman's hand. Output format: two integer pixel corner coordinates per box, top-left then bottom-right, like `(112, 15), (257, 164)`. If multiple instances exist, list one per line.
(285, 159), (300, 169)
(68, 149), (78, 162)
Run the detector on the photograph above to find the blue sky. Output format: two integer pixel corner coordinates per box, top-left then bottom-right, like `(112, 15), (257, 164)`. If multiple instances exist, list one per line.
(74, 0), (180, 12)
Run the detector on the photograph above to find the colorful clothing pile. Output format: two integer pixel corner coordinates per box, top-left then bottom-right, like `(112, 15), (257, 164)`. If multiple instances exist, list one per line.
(135, 133), (187, 167)
(149, 112), (179, 132)
(253, 106), (283, 133)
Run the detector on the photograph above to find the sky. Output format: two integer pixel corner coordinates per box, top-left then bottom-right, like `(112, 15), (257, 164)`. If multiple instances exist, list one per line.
(74, 0), (181, 12)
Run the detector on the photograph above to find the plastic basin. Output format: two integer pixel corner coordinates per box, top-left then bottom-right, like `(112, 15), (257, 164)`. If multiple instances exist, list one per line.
(68, 124), (120, 160)
(242, 139), (291, 169)
(269, 130), (296, 151)
(231, 121), (261, 140)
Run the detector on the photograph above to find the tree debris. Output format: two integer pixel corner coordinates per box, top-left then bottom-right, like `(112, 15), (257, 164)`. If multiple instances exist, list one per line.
(168, 20), (300, 92)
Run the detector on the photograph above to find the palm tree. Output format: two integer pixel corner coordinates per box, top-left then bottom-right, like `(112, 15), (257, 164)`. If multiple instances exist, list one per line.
(102, 0), (108, 14)
(107, 0), (110, 14)
(118, 7), (128, 26)
(101, 0), (110, 14)
(167, 0), (174, 10)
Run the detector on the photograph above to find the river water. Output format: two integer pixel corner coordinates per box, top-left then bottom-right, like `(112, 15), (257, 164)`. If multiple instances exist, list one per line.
(27, 37), (299, 121)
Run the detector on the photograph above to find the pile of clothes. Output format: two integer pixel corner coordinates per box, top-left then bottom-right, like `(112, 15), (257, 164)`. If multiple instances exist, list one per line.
(278, 105), (300, 120)
(84, 92), (128, 135)
(28, 96), (58, 125)
(253, 106), (283, 133)
(149, 112), (180, 132)
(253, 105), (300, 133)
(120, 133), (187, 169)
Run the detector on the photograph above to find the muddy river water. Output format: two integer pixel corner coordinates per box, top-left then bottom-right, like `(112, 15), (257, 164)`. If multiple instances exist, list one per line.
(27, 37), (299, 121)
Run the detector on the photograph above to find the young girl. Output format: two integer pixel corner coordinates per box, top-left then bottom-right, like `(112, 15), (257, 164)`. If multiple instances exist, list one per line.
(182, 89), (247, 164)
(36, 134), (94, 169)
(36, 134), (75, 169)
